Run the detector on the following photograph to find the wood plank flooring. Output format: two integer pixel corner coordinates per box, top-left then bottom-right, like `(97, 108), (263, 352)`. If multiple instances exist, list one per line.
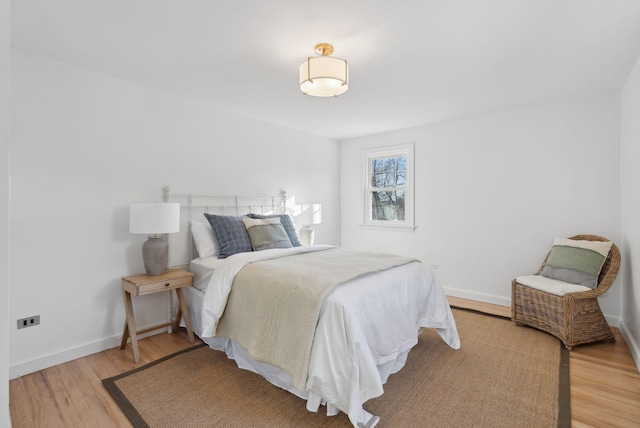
(10, 298), (640, 427)
(448, 296), (640, 427)
(10, 331), (201, 428)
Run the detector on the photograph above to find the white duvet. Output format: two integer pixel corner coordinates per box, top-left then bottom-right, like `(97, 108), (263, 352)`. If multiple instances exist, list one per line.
(194, 245), (460, 427)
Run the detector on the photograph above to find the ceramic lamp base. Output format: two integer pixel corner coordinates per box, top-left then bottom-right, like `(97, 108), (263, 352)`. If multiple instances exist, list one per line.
(142, 236), (168, 276)
(299, 225), (315, 246)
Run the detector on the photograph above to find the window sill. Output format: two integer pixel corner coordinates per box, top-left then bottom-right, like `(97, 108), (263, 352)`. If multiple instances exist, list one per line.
(358, 223), (416, 232)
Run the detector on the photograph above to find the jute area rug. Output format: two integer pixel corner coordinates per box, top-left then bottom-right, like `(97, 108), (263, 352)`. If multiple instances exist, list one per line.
(103, 309), (570, 427)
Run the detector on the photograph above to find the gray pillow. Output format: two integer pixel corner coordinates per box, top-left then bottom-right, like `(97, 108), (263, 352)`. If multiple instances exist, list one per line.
(242, 218), (293, 251)
(203, 213), (252, 259)
(248, 213), (301, 247)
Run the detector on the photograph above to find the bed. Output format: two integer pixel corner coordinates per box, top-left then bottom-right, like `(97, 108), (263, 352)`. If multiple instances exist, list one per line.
(164, 187), (460, 427)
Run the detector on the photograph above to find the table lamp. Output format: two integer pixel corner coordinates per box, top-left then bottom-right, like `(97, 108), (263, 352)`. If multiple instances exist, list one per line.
(298, 203), (322, 246)
(129, 202), (180, 275)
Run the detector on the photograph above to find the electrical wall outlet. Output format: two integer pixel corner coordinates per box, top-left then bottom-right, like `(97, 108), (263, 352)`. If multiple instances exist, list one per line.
(17, 315), (40, 329)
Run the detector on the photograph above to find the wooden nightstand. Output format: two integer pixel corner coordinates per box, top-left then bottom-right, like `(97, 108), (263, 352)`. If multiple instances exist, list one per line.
(120, 269), (195, 363)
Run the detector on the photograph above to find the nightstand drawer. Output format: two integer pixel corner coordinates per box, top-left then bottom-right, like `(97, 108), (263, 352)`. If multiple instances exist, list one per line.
(134, 276), (192, 295)
(122, 270), (194, 296)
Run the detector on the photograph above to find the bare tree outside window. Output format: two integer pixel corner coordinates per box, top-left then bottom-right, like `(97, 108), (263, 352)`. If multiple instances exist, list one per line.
(370, 156), (406, 221)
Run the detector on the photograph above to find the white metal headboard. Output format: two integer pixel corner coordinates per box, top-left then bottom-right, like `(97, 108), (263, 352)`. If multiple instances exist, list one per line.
(163, 185), (288, 268)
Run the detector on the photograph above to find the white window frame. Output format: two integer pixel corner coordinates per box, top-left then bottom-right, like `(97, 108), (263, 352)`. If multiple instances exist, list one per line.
(362, 142), (415, 231)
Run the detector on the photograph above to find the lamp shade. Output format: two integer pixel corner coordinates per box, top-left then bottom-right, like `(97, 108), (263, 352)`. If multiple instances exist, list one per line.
(129, 203), (180, 235)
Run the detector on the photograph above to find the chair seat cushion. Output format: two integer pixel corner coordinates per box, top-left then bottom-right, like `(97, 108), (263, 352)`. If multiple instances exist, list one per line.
(515, 275), (592, 296)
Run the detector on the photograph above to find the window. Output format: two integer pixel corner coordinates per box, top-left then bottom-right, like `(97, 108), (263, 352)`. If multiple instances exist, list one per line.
(363, 143), (414, 230)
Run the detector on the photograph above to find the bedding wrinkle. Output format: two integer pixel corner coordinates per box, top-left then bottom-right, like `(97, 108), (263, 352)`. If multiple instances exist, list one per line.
(215, 248), (419, 392)
(196, 245), (460, 427)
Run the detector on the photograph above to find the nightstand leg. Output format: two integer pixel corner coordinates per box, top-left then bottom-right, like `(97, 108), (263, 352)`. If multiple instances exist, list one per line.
(175, 288), (195, 343)
(120, 320), (129, 349)
(121, 290), (140, 363)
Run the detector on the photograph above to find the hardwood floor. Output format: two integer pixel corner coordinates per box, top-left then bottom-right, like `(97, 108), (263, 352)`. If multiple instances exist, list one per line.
(10, 331), (202, 428)
(448, 296), (640, 427)
(10, 299), (640, 427)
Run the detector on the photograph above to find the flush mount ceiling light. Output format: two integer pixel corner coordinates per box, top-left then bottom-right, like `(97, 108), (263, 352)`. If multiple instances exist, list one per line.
(299, 43), (349, 97)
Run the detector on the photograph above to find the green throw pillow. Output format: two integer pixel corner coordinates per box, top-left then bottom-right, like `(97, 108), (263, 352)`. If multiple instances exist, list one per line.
(242, 217), (293, 251)
(540, 238), (612, 288)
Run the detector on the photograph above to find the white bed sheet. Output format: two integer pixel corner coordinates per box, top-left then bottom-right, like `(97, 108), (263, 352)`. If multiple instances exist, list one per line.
(189, 256), (225, 291)
(186, 247), (460, 427)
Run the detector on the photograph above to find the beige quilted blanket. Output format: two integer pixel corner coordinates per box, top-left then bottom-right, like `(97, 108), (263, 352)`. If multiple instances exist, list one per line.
(215, 248), (417, 391)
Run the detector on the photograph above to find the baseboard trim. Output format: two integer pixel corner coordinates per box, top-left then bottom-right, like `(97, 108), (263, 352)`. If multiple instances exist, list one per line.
(443, 287), (511, 308)
(604, 314), (621, 328)
(9, 327), (167, 380)
(618, 320), (640, 372)
(12, 294), (636, 378)
(443, 287), (621, 327)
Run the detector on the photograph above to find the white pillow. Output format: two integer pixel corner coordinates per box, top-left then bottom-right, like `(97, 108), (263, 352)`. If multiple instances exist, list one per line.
(190, 221), (219, 258)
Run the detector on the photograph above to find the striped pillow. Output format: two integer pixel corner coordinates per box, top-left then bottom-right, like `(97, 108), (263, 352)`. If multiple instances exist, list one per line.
(242, 217), (293, 251)
(540, 238), (612, 288)
(248, 213), (301, 247)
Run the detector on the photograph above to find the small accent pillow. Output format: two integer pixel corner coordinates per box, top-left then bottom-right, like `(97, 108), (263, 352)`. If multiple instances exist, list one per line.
(190, 221), (219, 258)
(203, 213), (252, 259)
(540, 238), (612, 288)
(248, 213), (301, 247)
(242, 217), (293, 251)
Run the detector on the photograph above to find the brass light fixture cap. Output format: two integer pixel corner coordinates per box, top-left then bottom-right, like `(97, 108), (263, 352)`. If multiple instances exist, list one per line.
(314, 43), (334, 56)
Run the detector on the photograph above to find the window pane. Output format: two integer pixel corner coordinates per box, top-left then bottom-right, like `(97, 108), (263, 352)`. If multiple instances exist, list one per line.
(371, 190), (405, 221)
(370, 156), (406, 188)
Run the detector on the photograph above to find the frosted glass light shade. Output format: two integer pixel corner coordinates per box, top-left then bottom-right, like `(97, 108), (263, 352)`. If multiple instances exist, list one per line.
(299, 56), (349, 97)
(129, 203), (180, 235)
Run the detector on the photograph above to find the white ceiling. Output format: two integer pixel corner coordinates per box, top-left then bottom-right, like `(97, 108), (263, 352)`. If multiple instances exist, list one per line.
(11, 0), (640, 140)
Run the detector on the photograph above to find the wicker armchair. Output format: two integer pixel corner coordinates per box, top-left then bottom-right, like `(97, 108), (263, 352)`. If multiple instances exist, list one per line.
(511, 234), (620, 350)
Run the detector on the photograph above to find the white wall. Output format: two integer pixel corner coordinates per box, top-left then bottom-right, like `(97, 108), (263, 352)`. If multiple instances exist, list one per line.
(341, 96), (622, 320)
(9, 50), (340, 377)
(0, 0), (11, 424)
(621, 55), (640, 368)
